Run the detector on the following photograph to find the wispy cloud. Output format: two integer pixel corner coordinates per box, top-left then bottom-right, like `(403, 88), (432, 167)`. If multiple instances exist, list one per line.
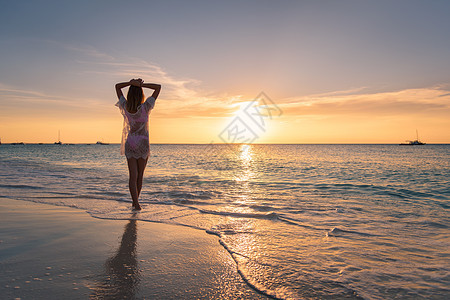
(63, 43), (206, 100)
(279, 86), (450, 117)
(64, 43), (241, 117)
(59, 43), (116, 61)
(0, 82), (115, 122)
(0, 84), (79, 108)
(0, 40), (241, 119)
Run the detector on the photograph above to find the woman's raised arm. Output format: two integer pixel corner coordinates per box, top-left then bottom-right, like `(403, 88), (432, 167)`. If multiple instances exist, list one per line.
(141, 82), (161, 100)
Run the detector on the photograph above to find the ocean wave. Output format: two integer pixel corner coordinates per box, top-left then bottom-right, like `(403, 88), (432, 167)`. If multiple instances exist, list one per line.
(419, 221), (448, 229)
(206, 223), (254, 236)
(171, 198), (210, 205)
(92, 191), (128, 197)
(276, 215), (327, 230)
(247, 204), (276, 211)
(397, 188), (436, 198)
(168, 190), (214, 200)
(199, 209), (279, 220)
(73, 194), (128, 201)
(146, 190), (217, 200)
(0, 184), (44, 190)
(327, 227), (374, 237)
(309, 182), (446, 203)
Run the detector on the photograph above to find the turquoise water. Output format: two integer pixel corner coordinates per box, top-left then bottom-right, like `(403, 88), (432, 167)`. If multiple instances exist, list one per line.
(1, 144), (449, 299)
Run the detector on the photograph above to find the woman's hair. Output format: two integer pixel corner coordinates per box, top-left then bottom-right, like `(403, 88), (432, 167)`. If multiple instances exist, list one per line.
(126, 86), (144, 113)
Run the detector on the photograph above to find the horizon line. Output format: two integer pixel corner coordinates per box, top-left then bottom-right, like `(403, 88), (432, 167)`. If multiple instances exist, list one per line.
(1, 142), (449, 145)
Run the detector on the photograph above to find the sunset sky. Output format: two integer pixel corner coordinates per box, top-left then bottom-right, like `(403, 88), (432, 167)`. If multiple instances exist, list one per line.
(1, 0), (449, 144)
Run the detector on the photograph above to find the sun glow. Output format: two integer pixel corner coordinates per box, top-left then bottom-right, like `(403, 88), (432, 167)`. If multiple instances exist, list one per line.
(221, 100), (278, 144)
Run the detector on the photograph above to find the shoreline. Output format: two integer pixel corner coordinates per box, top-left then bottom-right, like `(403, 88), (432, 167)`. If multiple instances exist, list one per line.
(0, 198), (268, 299)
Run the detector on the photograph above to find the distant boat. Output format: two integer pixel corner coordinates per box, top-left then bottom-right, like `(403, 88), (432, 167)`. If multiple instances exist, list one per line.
(400, 130), (426, 145)
(96, 141), (109, 145)
(54, 130), (62, 145)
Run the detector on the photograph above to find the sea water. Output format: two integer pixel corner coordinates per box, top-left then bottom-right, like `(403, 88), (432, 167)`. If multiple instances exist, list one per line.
(0, 144), (449, 299)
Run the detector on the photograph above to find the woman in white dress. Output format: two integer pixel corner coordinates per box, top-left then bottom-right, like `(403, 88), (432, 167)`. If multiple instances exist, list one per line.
(115, 78), (161, 210)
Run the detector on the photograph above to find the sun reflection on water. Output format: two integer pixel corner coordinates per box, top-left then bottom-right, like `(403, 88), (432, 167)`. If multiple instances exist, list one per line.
(235, 144), (255, 182)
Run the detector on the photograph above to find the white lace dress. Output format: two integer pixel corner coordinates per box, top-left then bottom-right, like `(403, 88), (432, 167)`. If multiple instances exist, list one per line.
(116, 95), (156, 159)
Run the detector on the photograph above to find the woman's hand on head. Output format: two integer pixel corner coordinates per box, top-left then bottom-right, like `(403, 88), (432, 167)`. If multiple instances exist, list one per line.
(130, 78), (143, 87)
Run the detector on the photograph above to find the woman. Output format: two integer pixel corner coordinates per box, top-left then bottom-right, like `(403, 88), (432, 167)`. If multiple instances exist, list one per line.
(115, 78), (161, 210)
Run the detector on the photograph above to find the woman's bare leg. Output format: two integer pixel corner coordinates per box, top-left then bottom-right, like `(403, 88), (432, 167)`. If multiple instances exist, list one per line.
(136, 157), (148, 198)
(127, 158), (141, 210)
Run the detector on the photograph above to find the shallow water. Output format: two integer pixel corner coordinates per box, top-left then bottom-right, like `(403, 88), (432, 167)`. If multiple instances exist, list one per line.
(1, 144), (449, 299)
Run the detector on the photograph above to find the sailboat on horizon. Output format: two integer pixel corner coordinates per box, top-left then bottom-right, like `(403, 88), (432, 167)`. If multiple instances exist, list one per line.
(54, 130), (62, 145)
(400, 130), (426, 145)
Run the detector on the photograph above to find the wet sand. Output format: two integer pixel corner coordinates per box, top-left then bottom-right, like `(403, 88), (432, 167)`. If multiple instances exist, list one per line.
(0, 198), (268, 299)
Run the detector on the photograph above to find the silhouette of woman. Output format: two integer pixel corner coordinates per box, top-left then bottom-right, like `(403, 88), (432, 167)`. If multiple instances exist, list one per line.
(115, 79), (161, 210)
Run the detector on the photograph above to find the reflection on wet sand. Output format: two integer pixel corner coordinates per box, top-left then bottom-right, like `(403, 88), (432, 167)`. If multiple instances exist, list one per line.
(90, 218), (139, 299)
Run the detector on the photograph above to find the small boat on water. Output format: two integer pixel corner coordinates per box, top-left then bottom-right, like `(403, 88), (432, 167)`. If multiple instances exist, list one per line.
(96, 141), (109, 145)
(54, 130), (62, 145)
(400, 130), (426, 145)
(400, 140), (426, 145)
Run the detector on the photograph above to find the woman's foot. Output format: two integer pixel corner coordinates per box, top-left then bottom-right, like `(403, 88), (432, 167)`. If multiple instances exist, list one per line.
(132, 202), (142, 211)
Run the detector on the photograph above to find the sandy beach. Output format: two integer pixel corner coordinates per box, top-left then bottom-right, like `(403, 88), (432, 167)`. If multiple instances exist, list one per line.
(0, 198), (268, 299)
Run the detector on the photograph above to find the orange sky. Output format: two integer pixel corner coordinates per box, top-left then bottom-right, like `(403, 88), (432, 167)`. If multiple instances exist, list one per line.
(1, 1), (450, 144)
(1, 83), (449, 144)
